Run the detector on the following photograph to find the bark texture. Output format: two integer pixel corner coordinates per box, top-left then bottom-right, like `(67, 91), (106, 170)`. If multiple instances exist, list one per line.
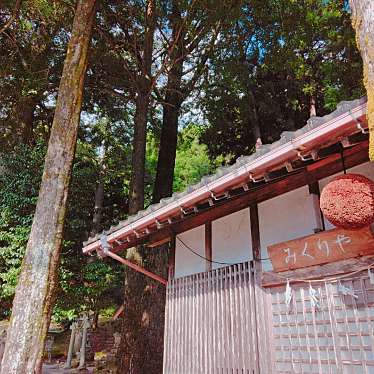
(0, 1), (96, 373)
(128, 0), (156, 215)
(118, 3), (165, 372)
(152, 39), (184, 201)
(13, 95), (37, 145)
(129, 93), (149, 214)
(116, 248), (167, 374)
(152, 97), (182, 203)
(153, 3), (184, 203)
(349, 0), (374, 160)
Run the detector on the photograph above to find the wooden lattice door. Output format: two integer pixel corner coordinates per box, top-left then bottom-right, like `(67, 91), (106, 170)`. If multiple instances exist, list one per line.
(266, 273), (374, 373)
(163, 262), (268, 374)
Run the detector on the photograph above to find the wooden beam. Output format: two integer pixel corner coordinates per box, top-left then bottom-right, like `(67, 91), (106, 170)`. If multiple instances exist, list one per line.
(205, 222), (212, 272)
(262, 254), (374, 287)
(112, 142), (368, 254)
(106, 250), (167, 285)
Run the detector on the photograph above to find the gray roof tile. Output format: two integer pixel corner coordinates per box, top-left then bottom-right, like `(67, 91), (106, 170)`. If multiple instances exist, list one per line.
(83, 97), (366, 247)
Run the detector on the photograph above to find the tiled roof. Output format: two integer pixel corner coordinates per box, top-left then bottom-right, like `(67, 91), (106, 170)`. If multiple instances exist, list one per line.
(83, 97), (367, 251)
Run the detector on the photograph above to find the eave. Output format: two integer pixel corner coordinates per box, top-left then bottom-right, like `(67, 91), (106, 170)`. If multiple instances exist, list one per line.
(82, 98), (368, 255)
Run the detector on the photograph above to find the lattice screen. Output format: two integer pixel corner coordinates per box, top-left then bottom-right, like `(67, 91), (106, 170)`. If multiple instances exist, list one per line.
(163, 264), (374, 374)
(268, 274), (374, 374)
(163, 262), (264, 374)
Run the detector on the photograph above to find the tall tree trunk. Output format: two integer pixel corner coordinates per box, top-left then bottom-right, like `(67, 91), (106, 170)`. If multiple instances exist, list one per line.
(349, 0), (374, 160)
(13, 95), (37, 145)
(128, 93), (149, 214)
(118, 2), (160, 373)
(128, 0), (156, 214)
(152, 98), (182, 203)
(116, 248), (167, 374)
(153, 3), (184, 203)
(0, 1), (96, 373)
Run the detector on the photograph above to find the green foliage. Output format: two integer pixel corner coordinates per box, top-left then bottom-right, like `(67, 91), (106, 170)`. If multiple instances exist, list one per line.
(201, 0), (364, 160)
(0, 134), (125, 319)
(173, 125), (216, 192)
(0, 143), (45, 315)
(146, 124), (218, 198)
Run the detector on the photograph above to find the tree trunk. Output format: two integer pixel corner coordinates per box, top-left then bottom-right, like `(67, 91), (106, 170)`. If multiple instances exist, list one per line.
(118, 2), (160, 373)
(152, 99), (181, 203)
(0, 1), (96, 373)
(91, 178), (104, 236)
(128, 0), (156, 215)
(153, 3), (184, 203)
(128, 93), (149, 214)
(13, 95), (37, 145)
(116, 248), (167, 374)
(349, 0), (374, 160)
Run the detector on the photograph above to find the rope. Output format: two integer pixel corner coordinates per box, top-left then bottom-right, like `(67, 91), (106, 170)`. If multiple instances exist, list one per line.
(176, 236), (235, 266)
(176, 235), (374, 284)
(176, 231), (374, 285)
(176, 236), (270, 265)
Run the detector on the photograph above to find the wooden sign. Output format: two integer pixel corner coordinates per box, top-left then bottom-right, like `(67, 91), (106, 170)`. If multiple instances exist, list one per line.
(268, 226), (374, 272)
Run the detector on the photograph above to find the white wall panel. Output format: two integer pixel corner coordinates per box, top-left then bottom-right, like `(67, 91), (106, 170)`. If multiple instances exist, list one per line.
(259, 186), (317, 271)
(175, 225), (205, 278)
(212, 208), (252, 269)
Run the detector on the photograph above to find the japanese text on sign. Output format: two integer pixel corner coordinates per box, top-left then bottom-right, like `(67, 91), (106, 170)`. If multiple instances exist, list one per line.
(267, 227), (374, 272)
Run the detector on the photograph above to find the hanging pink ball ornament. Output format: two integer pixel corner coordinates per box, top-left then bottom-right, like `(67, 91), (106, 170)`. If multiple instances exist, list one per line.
(320, 173), (374, 229)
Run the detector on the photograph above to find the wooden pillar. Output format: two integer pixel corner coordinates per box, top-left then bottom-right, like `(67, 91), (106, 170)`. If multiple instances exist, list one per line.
(205, 222), (212, 272)
(168, 234), (176, 280)
(308, 182), (325, 232)
(249, 203), (261, 261)
(249, 202), (262, 374)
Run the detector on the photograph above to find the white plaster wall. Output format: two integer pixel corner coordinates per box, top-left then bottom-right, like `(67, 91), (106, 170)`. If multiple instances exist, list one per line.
(174, 162), (374, 277)
(212, 208), (252, 269)
(319, 161), (374, 230)
(175, 225), (205, 278)
(258, 186), (317, 271)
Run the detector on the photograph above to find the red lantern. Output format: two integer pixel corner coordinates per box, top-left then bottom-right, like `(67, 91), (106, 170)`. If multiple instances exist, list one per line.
(320, 173), (374, 229)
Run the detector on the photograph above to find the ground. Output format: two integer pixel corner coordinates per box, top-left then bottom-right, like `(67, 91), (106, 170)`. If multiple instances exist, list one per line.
(42, 363), (95, 373)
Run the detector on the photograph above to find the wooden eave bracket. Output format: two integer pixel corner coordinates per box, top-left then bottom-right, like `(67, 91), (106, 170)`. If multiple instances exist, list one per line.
(97, 235), (167, 285)
(107, 249), (167, 285)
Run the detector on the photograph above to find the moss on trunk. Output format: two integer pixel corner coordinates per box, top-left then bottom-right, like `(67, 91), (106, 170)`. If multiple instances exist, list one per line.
(0, 1), (96, 373)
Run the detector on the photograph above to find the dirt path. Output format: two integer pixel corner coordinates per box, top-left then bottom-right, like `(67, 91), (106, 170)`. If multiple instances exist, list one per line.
(42, 364), (95, 373)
